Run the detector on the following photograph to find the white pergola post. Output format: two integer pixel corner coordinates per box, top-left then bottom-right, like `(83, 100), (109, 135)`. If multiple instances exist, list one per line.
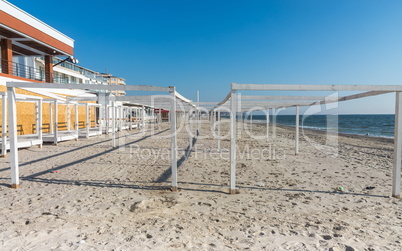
(266, 108), (270, 141)
(119, 106), (124, 131)
(218, 110), (221, 152)
(99, 104), (103, 134)
(7, 87), (19, 188)
(250, 110), (253, 134)
(136, 108), (140, 129)
(295, 106), (300, 155)
(49, 103), (53, 134)
(272, 110), (276, 139)
(170, 88), (178, 191)
(129, 107), (133, 130)
(85, 103), (90, 139)
(38, 99), (43, 148)
(142, 105), (146, 134)
(2, 93), (7, 157)
(393, 92), (402, 198)
(158, 110), (162, 129)
(230, 90), (238, 194)
(106, 105), (110, 134)
(112, 102), (116, 148)
(53, 100), (58, 145)
(188, 112), (192, 151)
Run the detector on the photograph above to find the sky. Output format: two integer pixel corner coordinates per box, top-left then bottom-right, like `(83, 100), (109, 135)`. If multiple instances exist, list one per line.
(9, 0), (402, 114)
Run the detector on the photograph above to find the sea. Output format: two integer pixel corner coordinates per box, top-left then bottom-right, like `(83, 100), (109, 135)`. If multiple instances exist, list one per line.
(242, 114), (395, 139)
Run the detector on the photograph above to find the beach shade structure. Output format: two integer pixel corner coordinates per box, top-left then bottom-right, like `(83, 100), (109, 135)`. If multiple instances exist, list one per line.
(0, 92), (43, 158)
(42, 99), (79, 144)
(5, 82), (199, 191)
(212, 83), (401, 197)
(78, 103), (102, 138)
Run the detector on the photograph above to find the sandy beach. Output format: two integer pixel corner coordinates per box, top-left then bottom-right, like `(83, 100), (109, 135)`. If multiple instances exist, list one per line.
(0, 120), (401, 250)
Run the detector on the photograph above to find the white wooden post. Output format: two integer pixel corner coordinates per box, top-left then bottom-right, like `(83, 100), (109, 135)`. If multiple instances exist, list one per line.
(119, 106), (123, 131)
(218, 110), (221, 152)
(158, 110), (162, 129)
(7, 87), (19, 188)
(129, 107), (133, 130)
(393, 92), (402, 198)
(230, 90), (238, 194)
(170, 87), (178, 191)
(188, 112), (192, 151)
(105, 105), (110, 134)
(85, 103), (90, 139)
(250, 110), (253, 134)
(112, 102), (116, 147)
(38, 99), (43, 148)
(266, 108), (270, 141)
(53, 100), (58, 145)
(2, 93), (7, 157)
(142, 105), (146, 133)
(49, 103), (53, 134)
(295, 106), (300, 155)
(98, 105), (102, 135)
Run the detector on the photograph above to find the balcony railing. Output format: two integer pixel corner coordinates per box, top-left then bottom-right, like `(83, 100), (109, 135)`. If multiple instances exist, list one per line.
(1, 59), (109, 86)
(1, 59), (46, 81)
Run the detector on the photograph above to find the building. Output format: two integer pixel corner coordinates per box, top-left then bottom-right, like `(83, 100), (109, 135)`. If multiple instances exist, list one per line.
(100, 73), (126, 96)
(0, 0), (116, 136)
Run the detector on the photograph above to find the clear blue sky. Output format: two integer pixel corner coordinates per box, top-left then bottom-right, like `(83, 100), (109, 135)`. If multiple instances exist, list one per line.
(10, 0), (402, 114)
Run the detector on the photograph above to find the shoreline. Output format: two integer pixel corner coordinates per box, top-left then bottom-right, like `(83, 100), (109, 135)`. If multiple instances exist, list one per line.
(250, 120), (394, 143)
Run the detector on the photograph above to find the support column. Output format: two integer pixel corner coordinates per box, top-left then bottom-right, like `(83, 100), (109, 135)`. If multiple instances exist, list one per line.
(250, 110), (253, 134)
(393, 92), (402, 198)
(1, 39), (13, 75)
(230, 90), (238, 194)
(98, 105), (102, 135)
(2, 93), (7, 157)
(119, 106), (123, 131)
(49, 103), (53, 134)
(44, 55), (53, 83)
(266, 108), (270, 141)
(112, 102), (116, 148)
(86, 103), (90, 139)
(142, 106), (146, 133)
(129, 107), (133, 130)
(53, 100), (58, 145)
(7, 87), (19, 188)
(170, 87), (178, 191)
(38, 100), (43, 148)
(295, 106), (300, 155)
(218, 110), (221, 152)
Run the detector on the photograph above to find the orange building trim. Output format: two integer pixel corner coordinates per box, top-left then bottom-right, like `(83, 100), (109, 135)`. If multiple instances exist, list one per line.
(0, 10), (74, 55)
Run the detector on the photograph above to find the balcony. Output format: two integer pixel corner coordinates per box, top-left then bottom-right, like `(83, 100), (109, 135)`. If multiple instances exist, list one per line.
(1, 58), (46, 82)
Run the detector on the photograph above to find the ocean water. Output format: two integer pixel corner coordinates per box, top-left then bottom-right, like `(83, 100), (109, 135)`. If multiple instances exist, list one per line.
(244, 114), (395, 138)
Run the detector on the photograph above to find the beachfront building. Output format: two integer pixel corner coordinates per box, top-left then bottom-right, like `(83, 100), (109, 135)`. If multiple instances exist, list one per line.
(0, 0), (117, 138)
(100, 73), (126, 96)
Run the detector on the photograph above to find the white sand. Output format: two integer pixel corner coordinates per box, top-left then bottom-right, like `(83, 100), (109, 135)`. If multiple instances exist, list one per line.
(0, 120), (401, 250)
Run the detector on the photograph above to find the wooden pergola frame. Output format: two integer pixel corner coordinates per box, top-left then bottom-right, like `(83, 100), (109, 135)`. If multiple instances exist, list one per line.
(6, 82), (198, 191)
(212, 83), (400, 197)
